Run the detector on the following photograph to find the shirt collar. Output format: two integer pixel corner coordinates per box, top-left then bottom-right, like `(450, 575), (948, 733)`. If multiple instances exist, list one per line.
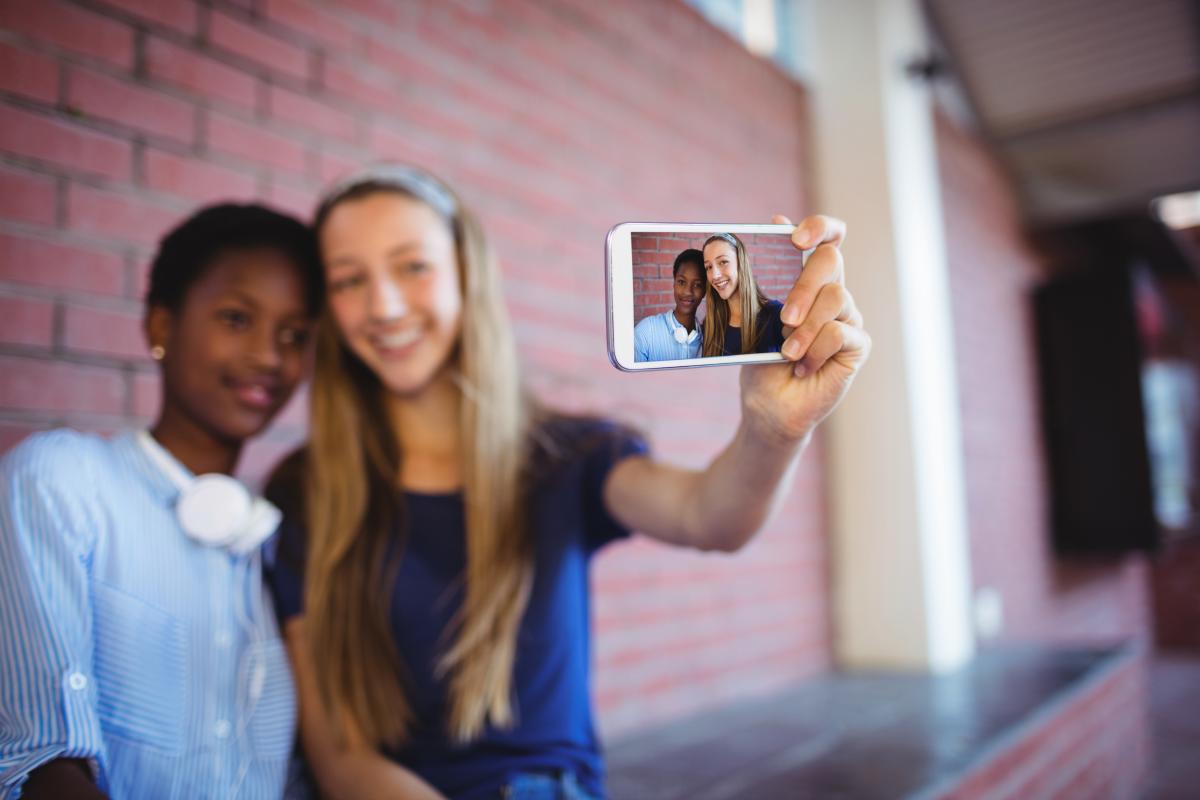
(664, 310), (702, 337)
(114, 429), (189, 506)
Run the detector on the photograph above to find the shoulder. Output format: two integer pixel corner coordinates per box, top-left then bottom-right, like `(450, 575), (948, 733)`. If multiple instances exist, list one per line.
(1, 428), (109, 488)
(634, 313), (664, 334)
(533, 413), (641, 451)
(1, 429), (110, 548)
(759, 299), (785, 330)
(263, 446), (307, 520)
(262, 447), (309, 566)
(530, 414), (649, 551)
(529, 412), (649, 480)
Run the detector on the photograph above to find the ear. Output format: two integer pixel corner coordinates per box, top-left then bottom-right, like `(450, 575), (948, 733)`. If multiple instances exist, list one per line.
(145, 305), (173, 356)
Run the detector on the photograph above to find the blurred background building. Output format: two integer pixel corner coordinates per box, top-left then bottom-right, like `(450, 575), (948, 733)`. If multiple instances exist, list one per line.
(0, 0), (1197, 797)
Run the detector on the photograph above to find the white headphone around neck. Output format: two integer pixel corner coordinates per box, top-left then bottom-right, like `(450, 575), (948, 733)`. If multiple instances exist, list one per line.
(136, 431), (281, 555)
(137, 430), (276, 799)
(674, 326), (699, 344)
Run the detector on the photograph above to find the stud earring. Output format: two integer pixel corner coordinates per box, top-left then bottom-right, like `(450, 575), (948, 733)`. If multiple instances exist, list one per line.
(150, 345), (165, 361)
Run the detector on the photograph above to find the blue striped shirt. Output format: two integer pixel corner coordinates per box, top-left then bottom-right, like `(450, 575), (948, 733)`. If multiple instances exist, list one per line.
(0, 430), (296, 799)
(633, 310), (702, 362)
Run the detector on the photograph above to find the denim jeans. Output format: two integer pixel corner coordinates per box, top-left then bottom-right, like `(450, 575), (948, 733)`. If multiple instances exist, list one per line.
(499, 771), (601, 800)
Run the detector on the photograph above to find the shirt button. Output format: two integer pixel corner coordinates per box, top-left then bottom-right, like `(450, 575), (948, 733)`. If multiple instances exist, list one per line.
(67, 672), (88, 691)
(214, 630), (232, 648)
(213, 719), (231, 739)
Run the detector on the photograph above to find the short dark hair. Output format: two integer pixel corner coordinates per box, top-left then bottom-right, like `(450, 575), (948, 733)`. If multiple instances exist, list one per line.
(672, 248), (704, 277)
(146, 203), (323, 316)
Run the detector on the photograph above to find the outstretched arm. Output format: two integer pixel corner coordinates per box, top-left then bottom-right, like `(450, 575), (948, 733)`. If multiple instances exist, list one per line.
(604, 215), (870, 552)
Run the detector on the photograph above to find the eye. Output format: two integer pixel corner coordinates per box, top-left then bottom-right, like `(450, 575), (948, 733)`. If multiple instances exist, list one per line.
(218, 308), (251, 330)
(279, 326), (311, 348)
(329, 273), (365, 293)
(401, 261), (429, 275)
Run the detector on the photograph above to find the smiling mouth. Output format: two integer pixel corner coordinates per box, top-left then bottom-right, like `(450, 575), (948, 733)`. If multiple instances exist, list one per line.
(228, 379), (279, 411)
(713, 279), (731, 292)
(372, 328), (423, 357)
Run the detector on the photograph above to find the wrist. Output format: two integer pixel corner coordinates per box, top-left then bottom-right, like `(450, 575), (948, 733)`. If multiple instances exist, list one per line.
(738, 412), (813, 455)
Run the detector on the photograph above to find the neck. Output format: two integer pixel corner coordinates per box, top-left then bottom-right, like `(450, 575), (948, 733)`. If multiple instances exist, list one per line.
(672, 307), (696, 331)
(728, 289), (743, 327)
(151, 404), (241, 476)
(388, 367), (463, 491)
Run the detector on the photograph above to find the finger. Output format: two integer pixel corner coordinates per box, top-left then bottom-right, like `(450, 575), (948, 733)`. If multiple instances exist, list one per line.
(838, 289), (864, 329)
(792, 214), (846, 251)
(771, 214), (794, 226)
(780, 242), (843, 328)
(783, 285), (862, 337)
(794, 321), (872, 378)
(781, 282), (849, 361)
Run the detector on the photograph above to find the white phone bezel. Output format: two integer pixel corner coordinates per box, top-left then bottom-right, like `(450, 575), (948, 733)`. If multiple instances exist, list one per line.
(606, 222), (802, 372)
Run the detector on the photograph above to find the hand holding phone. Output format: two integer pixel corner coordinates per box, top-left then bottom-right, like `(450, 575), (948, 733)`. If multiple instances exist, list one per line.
(608, 215), (870, 441)
(744, 214), (871, 440)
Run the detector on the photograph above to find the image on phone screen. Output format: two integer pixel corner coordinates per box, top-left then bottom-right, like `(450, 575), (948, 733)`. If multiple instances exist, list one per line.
(606, 223), (808, 371)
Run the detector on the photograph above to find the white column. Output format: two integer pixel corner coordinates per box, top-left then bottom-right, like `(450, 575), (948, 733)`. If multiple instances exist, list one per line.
(804, 0), (975, 671)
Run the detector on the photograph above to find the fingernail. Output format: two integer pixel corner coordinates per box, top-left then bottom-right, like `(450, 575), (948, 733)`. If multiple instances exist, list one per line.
(781, 303), (799, 325)
(793, 362), (807, 378)
(796, 222), (813, 246)
(782, 339), (802, 359)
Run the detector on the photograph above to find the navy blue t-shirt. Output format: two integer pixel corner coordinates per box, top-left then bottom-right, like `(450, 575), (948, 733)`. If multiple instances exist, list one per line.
(722, 299), (786, 354)
(265, 418), (647, 799)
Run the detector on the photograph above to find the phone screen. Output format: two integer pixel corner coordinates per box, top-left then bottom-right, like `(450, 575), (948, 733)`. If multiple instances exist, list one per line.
(607, 223), (807, 371)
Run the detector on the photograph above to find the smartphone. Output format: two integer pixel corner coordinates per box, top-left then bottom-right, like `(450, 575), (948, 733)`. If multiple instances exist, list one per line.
(606, 222), (809, 371)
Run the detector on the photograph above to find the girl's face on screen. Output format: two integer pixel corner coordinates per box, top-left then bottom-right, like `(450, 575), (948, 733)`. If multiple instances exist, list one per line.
(674, 261), (705, 315)
(703, 240), (739, 301)
(319, 192), (463, 397)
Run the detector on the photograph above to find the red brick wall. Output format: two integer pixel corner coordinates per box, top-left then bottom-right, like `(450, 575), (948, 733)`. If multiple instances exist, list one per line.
(936, 112), (1152, 646)
(0, 0), (820, 739)
(631, 231), (803, 325)
(937, 654), (1150, 800)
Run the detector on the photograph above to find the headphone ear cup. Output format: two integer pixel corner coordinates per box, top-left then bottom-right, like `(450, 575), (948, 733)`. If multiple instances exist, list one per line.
(178, 475), (252, 548)
(228, 498), (283, 556)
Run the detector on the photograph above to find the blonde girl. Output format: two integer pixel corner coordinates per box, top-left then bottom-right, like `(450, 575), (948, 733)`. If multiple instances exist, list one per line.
(265, 165), (869, 800)
(700, 232), (787, 357)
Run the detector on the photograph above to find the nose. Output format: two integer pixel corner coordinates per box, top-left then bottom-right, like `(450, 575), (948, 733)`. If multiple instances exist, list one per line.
(368, 274), (407, 322)
(248, 324), (283, 371)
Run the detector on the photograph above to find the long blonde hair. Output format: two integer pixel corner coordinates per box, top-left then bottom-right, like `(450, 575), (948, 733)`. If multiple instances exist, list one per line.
(303, 165), (535, 746)
(701, 233), (769, 357)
